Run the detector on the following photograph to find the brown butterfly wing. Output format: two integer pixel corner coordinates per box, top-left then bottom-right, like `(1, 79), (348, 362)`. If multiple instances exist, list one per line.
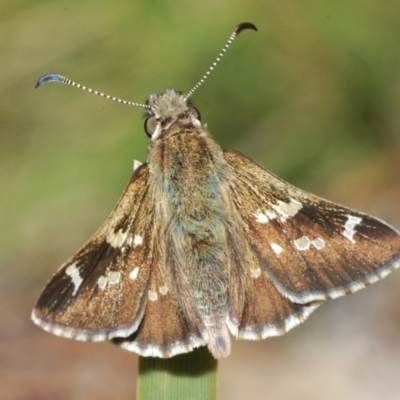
(227, 241), (320, 339)
(224, 149), (400, 305)
(32, 164), (153, 340)
(112, 261), (207, 357)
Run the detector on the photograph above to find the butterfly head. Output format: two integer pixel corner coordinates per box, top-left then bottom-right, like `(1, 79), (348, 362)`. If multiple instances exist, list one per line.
(143, 89), (201, 140)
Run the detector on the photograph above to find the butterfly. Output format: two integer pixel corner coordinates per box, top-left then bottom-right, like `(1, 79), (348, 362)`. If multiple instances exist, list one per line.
(32, 22), (400, 359)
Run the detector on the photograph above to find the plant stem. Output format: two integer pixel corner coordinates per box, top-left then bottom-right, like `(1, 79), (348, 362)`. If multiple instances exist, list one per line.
(137, 347), (218, 400)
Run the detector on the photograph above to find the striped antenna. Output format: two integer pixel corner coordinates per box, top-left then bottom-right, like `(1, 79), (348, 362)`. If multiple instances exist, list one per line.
(184, 22), (257, 101)
(35, 73), (150, 109)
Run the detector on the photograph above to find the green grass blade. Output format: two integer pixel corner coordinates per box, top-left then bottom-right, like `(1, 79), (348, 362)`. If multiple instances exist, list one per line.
(137, 347), (218, 400)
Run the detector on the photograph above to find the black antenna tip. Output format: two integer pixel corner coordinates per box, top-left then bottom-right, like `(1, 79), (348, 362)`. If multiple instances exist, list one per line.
(35, 73), (60, 89)
(235, 22), (258, 35)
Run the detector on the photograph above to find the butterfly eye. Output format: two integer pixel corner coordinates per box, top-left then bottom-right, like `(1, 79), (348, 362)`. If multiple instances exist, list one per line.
(189, 106), (201, 121)
(144, 116), (157, 137)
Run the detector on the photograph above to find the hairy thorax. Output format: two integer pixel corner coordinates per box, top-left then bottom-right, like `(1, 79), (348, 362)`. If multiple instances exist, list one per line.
(147, 125), (230, 244)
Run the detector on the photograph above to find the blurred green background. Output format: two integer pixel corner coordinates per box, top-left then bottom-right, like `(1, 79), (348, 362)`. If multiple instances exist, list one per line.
(1, 0), (400, 399)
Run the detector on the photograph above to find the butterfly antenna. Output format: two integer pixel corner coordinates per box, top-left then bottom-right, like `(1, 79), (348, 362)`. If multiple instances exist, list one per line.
(184, 22), (258, 101)
(34, 73), (150, 109)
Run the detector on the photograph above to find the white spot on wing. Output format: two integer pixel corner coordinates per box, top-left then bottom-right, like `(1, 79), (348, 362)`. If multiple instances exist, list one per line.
(148, 290), (158, 301)
(97, 275), (107, 290)
(255, 211), (268, 224)
(129, 267), (139, 281)
(271, 243), (283, 255)
(342, 215), (362, 243)
(133, 160), (142, 171)
(271, 199), (302, 221)
(106, 229), (127, 248)
(294, 236), (311, 251)
(266, 210), (277, 219)
(159, 286), (168, 295)
(66, 263), (83, 296)
(312, 237), (325, 250)
(134, 234), (143, 247)
(126, 234), (133, 247)
(255, 209), (277, 224)
(251, 268), (261, 279)
(107, 271), (121, 284)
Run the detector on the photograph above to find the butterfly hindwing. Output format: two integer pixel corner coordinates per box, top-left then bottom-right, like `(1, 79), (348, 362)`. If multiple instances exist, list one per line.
(227, 240), (321, 339)
(113, 260), (207, 357)
(224, 149), (400, 304)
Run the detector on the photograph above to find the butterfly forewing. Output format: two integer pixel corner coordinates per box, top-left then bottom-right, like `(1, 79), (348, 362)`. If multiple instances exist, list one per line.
(32, 164), (154, 340)
(224, 149), (400, 304)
